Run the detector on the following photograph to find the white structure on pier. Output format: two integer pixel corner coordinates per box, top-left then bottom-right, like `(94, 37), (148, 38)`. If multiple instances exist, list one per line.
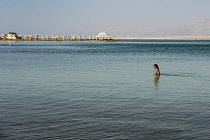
(95, 32), (112, 40)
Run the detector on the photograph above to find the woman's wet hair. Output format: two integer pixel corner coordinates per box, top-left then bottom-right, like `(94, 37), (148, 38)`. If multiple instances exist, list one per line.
(154, 64), (159, 69)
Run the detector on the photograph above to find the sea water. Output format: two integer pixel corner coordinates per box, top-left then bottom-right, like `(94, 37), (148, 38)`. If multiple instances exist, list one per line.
(0, 40), (210, 139)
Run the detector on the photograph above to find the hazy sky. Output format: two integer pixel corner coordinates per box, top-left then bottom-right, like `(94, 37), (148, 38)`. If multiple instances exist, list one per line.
(1, 0), (210, 37)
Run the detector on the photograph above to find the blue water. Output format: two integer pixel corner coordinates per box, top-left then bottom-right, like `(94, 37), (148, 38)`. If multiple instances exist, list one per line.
(0, 41), (210, 139)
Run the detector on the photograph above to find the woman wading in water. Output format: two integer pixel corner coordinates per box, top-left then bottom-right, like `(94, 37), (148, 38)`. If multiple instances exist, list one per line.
(153, 64), (160, 75)
(153, 64), (160, 90)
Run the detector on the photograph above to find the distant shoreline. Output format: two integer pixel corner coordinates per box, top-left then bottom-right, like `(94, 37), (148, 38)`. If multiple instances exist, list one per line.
(1, 36), (210, 42)
(114, 36), (210, 40)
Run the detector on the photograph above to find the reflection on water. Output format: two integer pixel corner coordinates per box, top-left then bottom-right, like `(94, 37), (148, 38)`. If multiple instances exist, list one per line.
(154, 74), (160, 90)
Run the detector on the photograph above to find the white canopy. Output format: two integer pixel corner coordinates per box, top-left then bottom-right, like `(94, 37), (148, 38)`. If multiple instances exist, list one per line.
(95, 32), (111, 38)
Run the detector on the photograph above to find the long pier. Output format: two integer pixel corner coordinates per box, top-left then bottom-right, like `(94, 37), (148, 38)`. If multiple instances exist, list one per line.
(0, 35), (118, 42)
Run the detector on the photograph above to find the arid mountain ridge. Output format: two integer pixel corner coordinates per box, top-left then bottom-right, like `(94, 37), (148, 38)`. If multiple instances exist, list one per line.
(157, 19), (210, 37)
(112, 19), (210, 37)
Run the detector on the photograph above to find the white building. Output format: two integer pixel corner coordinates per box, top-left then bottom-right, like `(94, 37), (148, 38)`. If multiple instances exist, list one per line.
(95, 32), (112, 40)
(3, 32), (21, 39)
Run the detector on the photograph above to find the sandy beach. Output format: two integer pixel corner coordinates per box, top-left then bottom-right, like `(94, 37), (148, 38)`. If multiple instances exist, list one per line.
(114, 36), (210, 40)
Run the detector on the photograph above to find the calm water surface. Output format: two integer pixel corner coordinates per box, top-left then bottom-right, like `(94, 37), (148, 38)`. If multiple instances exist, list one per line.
(0, 41), (210, 139)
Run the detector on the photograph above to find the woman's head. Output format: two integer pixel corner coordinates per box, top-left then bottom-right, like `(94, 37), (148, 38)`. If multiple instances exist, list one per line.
(153, 64), (159, 69)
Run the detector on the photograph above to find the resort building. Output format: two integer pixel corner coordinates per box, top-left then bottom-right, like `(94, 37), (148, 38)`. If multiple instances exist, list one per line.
(3, 32), (22, 39)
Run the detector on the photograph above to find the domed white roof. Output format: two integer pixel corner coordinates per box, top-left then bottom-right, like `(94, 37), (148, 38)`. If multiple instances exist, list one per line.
(96, 32), (111, 37)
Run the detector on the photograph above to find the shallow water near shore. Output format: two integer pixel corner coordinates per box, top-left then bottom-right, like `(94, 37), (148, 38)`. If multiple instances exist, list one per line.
(0, 40), (210, 139)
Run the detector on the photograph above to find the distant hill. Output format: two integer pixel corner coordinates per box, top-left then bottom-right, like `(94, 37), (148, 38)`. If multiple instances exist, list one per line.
(156, 19), (210, 36)
(111, 19), (210, 37)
